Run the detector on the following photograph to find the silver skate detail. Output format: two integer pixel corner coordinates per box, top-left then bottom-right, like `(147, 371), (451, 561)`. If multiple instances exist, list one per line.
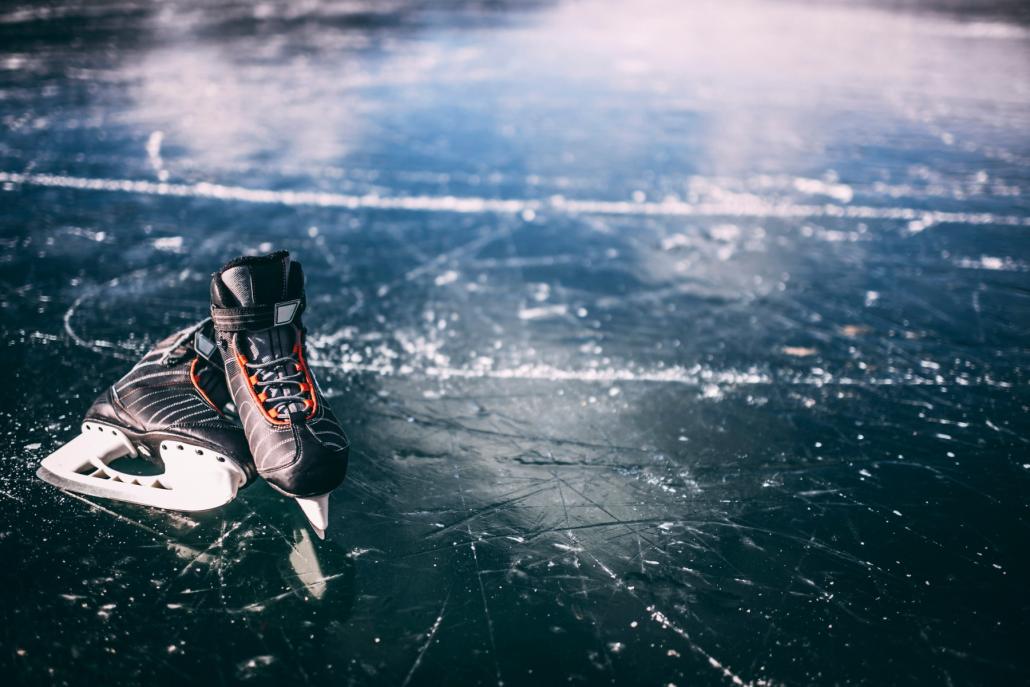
(273, 299), (301, 325)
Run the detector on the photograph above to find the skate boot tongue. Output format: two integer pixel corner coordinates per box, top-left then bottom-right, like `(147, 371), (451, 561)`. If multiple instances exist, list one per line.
(219, 253), (308, 418)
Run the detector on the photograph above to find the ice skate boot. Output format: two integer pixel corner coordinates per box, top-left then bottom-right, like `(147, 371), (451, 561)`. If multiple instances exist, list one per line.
(38, 320), (257, 511)
(209, 251), (348, 537)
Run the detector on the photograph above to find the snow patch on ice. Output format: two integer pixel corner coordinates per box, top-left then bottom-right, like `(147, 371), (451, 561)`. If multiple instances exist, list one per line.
(793, 177), (854, 203)
(434, 270), (460, 286)
(953, 255), (1027, 272)
(152, 236), (184, 252)
(519, 304), (568, 320)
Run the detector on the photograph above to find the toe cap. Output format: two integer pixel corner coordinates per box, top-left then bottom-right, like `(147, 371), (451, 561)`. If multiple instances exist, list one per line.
(259, 424), (349, 497)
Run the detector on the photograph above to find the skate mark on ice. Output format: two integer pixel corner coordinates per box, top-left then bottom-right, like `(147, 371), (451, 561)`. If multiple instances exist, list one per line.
(454, 464), (503, 686)
(61, 491), (166, 538)
(64, 284), (137, 361)
(0, 488), (24, 503)
(401, 593), (450, 687)
(529, 480), (764, 685)
(554, 511), (766, 687)
(425, 484), (555, 539)
(466, 527), (501, 686)
(174, 513), (254, 580)
(62, 268), (162, 361)
(648, 607), (754, 687)
(229, 571), (352, 614)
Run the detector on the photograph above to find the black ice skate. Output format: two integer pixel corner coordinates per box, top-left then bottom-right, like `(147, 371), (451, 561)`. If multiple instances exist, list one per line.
(38, 320), (256, 511)
(209, 251), (349, 537)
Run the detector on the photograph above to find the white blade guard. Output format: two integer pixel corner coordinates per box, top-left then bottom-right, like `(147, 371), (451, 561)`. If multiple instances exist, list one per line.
(37, 421), (247, 512)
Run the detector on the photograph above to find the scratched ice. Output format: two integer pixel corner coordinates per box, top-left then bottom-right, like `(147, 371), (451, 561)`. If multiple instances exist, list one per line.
(1, 1), (1028, 685)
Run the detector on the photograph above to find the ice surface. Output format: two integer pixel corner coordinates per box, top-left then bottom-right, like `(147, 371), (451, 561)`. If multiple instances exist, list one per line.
(1, 0), (1028, 685)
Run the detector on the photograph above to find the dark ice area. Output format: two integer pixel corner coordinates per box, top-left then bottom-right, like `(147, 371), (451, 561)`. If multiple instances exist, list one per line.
(1, 1), (1029, 685)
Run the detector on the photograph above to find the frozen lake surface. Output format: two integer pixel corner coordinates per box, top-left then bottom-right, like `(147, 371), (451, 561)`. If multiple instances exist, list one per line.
(1, 1), (1029, 684)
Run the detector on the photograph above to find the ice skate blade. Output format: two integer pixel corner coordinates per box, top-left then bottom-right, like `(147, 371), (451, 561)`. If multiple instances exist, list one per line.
(295, 494), (329, 539)
(38, 422), (247, 512)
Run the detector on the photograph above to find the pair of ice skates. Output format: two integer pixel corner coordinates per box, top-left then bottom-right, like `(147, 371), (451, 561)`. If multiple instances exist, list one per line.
(37, 251), (349, 538)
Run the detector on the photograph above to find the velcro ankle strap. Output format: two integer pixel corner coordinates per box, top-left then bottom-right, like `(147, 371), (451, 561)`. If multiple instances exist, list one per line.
(211, 298), (304, 332)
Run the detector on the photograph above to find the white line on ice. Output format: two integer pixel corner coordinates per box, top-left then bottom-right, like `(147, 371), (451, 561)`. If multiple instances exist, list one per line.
(309, 360), (1016, 388)
(3, 170), (1029, 226)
